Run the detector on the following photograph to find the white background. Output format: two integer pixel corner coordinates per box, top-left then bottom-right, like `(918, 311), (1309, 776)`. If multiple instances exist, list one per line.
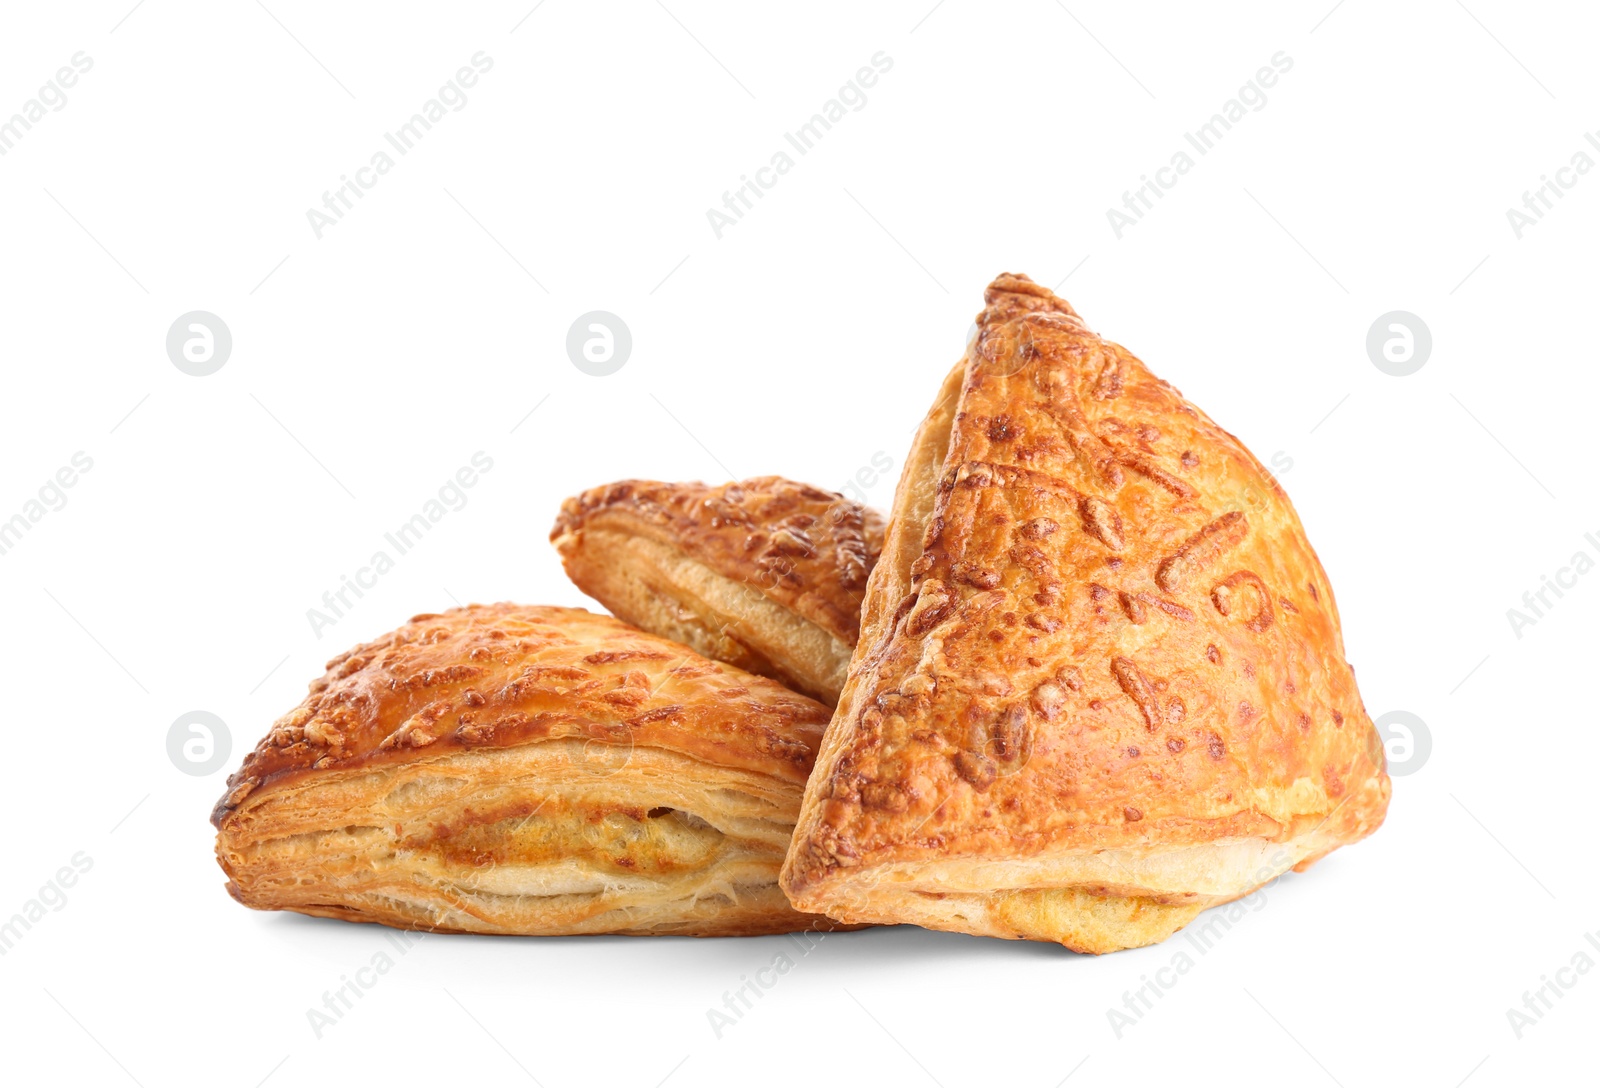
(1, 1), (1595, 1085)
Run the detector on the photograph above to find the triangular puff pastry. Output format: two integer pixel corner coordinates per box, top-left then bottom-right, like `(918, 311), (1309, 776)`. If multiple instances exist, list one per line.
(780, 274), (1390, 953)
(552, 477), (884, 706)
(214, 603), (842, 936)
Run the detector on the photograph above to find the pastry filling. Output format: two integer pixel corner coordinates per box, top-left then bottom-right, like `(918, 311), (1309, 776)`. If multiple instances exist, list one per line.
(401, 798), (731, 878)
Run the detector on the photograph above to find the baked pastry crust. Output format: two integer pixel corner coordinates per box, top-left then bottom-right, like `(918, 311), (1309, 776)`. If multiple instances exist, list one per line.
(213, 603), (842, 937)
(780, 274), (1390, 953)
(551, 477), (884, 706)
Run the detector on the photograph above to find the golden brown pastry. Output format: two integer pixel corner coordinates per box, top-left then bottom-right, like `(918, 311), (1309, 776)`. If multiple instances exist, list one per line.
(551, 477), (884, 706)
(213, 603), (842, 937)
(780, 273), (1390, 953)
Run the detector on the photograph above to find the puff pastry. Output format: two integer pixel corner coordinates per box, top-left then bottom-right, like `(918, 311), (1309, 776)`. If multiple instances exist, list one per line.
(551, 477), (884, 706)
(780, 273), (1391, 953)
(213, 603), (842, 936)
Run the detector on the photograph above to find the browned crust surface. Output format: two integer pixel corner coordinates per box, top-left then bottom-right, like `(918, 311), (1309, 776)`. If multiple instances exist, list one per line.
(212, 604), (849, 937)
(550, 477), (885, 704)
(212, 603), (831, 826)
(781, 274), (1390, 931)
(551, 477), (883, 645)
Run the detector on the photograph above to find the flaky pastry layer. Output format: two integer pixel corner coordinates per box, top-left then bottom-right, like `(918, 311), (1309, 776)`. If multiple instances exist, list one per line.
(551, 477), (884, 706)
(214, 603), (842, 937)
